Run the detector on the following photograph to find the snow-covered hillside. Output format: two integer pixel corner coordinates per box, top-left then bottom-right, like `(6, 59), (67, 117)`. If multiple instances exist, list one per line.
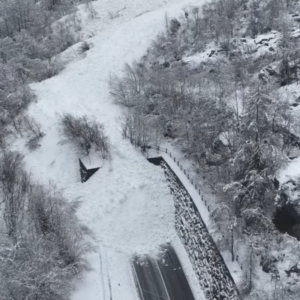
(4, 0), (300, 298)
(10, 1), (210, 299)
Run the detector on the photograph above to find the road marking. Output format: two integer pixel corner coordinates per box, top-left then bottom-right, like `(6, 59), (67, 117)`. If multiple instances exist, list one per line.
(131, 262), (145, 300)
(155, 260), (171, 300)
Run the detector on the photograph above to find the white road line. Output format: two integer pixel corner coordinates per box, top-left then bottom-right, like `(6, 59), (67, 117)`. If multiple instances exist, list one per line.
(131, 262), (145, 300)
(155, 260), (171, 300)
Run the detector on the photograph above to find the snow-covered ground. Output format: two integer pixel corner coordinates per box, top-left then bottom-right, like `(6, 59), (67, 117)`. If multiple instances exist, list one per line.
(11, 0), (211, 299)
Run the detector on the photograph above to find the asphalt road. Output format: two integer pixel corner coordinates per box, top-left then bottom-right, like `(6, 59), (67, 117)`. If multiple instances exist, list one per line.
(132, 245), (195, 300)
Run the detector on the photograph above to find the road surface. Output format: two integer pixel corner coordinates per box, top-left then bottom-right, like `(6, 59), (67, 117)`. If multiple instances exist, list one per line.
(132, 245), (195, 300)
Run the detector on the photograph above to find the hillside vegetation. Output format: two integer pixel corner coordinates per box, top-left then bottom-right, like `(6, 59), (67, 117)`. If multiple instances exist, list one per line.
(111, 0), (300, 298)
(0, 1), (95, 299)
(0, 0), (91, 147)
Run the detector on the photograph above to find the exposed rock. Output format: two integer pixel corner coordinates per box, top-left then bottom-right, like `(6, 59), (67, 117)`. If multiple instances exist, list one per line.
(294, 17), (300, 22)
(260, 256), (278, 274)
(265, 66), (277, 76)
(170, 18), (181, 34)
(163, 61), (170, 68)
(208, 50), (216, 57)
(255, 37), (273, 45)
(285, 265), (300, 277)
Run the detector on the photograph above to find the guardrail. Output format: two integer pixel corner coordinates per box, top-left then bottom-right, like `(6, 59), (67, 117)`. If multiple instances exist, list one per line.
(145, 145), (210, 211)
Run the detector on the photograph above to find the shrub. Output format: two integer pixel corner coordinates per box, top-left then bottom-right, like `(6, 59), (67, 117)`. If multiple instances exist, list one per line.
(23, 115), (44, 139)
(11, 115), (45, 150)
(0, 150), (24, 193)
(27, 183), (93, 272)
(36, 59), (65, 81)
(1, 86), (36, 121)
(59, 113), (110, 159)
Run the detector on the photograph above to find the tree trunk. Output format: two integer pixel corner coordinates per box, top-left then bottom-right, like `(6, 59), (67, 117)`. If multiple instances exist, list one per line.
(249, 245), (253, 292)
(231, 227), (234, 262)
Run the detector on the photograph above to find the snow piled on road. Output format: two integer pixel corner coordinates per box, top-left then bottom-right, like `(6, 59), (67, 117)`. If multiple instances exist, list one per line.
(11, 0), (209, 299)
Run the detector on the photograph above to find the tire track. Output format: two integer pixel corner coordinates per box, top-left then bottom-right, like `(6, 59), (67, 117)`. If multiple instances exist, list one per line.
(99, 246), (107, 300)
(132, 245), (195, 300)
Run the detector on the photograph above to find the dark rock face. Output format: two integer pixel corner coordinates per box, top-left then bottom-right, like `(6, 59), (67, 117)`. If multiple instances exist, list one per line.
(209, 50), (216, 57)
(170, 18), (181, 34)
(255, 37), (273, 45)
(260, 255), (278, 275)
(265, 66), (277, 76)
(273, 203), (300, 239)
(163, 61), (170, 68)
(148, 156), (240, 300)
(285, 265), (300, 277)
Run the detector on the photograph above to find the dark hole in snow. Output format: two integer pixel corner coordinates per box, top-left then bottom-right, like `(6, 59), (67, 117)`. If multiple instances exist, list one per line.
(147, 156), (163, 166)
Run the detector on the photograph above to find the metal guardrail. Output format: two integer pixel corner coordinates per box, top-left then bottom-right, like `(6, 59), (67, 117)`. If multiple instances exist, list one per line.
(146, 145), (210, 211)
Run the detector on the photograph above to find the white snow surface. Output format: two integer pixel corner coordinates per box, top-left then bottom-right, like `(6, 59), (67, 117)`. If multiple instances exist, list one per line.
(11, 0), (210, 299)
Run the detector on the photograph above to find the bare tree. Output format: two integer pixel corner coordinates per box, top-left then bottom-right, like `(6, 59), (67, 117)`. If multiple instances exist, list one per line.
(59, 113), (110, 159)
(211, 204), (237, 262)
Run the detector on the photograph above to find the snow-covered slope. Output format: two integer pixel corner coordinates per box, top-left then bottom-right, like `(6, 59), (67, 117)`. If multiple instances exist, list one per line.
(11, 0), (209, 299)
